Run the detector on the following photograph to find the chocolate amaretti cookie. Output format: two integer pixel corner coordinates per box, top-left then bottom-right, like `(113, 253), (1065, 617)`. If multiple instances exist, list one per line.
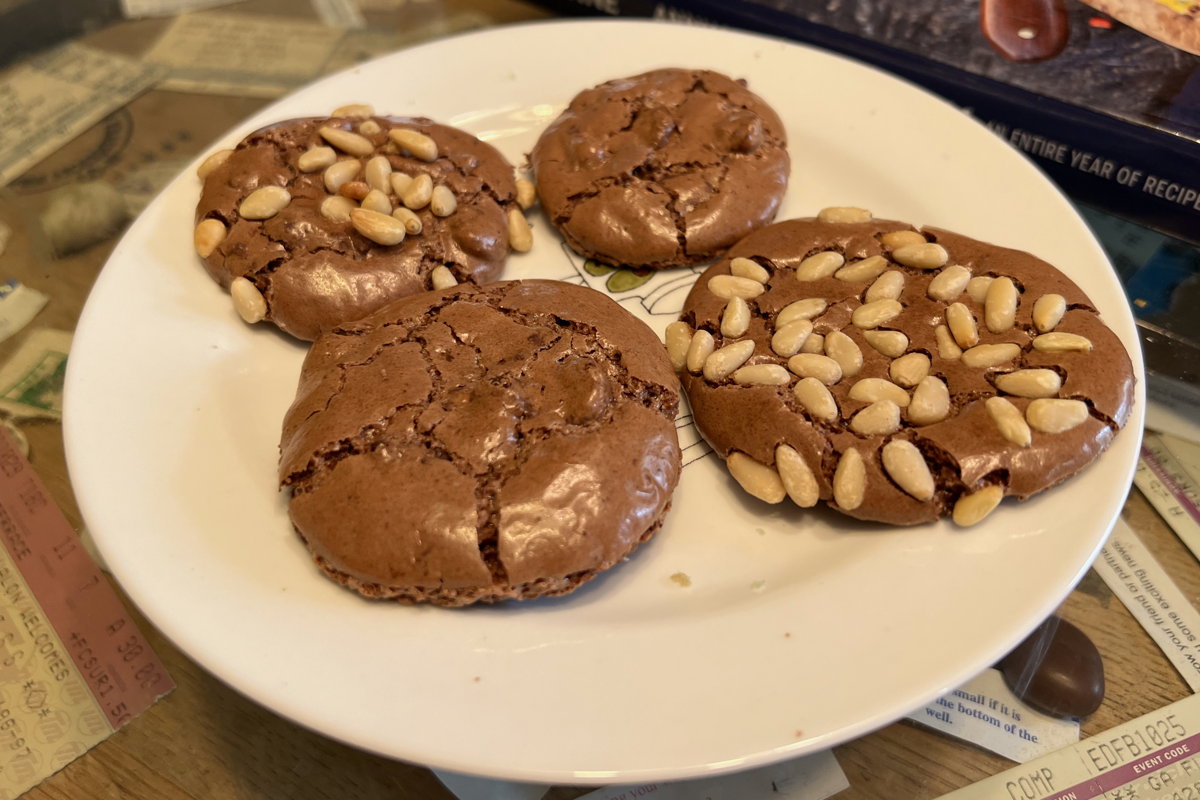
(194, 107), (532, 340)
(279, 279), (682, 606)
(669, 208), (1135, 526)
(530, 68), (789, 270)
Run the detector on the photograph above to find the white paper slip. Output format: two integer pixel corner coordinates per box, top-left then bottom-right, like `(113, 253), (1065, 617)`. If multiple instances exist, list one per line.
(0, 281), (47, 346)
(311, 0), (367, 28)
(0, 44), (164, 187)
(937, 691), (1200, 799)
(120, 0), (240, 18)
(434, 770), (547, 800)
(907, 668), (1080, 763)
(1135, 433), (1200, 562)
(1094, 519), (1200, 691)
(142, 12), (344, 97)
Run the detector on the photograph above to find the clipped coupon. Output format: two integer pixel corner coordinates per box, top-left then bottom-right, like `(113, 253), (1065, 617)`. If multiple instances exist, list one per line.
(1136, 433), (1200, 562)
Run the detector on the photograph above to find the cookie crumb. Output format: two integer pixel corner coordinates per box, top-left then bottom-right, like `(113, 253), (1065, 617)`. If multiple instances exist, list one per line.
(669, 572), (692, 587)
(473, 676), (481, 683)
(750, 579), (767, 591)
(755, 527), (766, 536)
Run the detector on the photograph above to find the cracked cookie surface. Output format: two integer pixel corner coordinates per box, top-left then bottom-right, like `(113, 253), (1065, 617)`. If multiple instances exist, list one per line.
(530, 68), (789, 270)
(672, 213), (1135, 526)
(279, 279), (682, 606)
(195, 115), (521, 341)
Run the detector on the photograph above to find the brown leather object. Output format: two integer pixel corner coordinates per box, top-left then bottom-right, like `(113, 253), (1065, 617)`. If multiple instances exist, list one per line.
(980, 0), (1071, 61)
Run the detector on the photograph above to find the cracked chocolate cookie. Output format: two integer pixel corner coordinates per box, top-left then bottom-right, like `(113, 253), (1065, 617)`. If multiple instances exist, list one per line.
(194, 107), (531, 341)
(530, 68), (789, 270)
(668, 208), (1135, 527)
(279, 279), (682, 606)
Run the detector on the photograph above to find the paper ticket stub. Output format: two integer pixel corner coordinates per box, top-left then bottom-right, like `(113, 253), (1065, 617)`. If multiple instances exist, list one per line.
(0, 43), (164, 187)
(907, 668), (1080, 763)
(0, 329), (71, 421)
(0, 429), (172, 799)
(1093, 519), (1200, 691)
(0, 282), (47, 348)
(938, 692), (1200, 799)
(1136, 433), (1200, 562)
(142, 12), (344, 97)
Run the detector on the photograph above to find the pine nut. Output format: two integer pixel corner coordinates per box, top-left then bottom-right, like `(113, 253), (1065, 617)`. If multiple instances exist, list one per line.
(194, 218), (226, 257)
(984, 277), (1019, 333)
(390, 172), (414, 197)
(338, 180), (370, 200)
(775, 444), (819, 507)
(430, 185), (457, 217)
(890, 352), (931, 387)
(430, 265), (458, 290)
(665, 321), (693, 372)
(985, 396), (1031, 447)
(389, 128), (439, 162)
(927, 265), (971, 301)
(800, 333), (825, 354)
(1032, 332), (1092, 352)
(953, 485), (1004, 526)
(818, 206), (872, 223)
(730, 257), (770, 283)
(945, 303), (979, 348)
(908, 376), (950, 425)
(686, 330), (715, 373)
(324, 159), (361, 193)
(793, 377), (838, 421)
(507, 209), (533, 252)
(360, 188), (392, 215)
(319, 126), (374, 157)
(824, 330), (863, 377)
(320, 195), (356, 222)
(776, 298), (827, 327)
(836, 255), (888, 283)
(935, 324), (962, 360)
(833, 448), (866, 510)
(733, 364), (791, 386)
(350, 208), (406, 246)
(881, 230), (926, 249)
(882, 440), (935, 501)
(332, 103), (374, 117)
(364, 155), (392, 191)
(708, 274), (765, 300)
(402, 173), (433, 210)
(961, 343), (1021, 369)
(796, 251), (845, 281)
(862, 330), (908, 358)
(851, 400), (901, 435)
(1033, 294), (1067, 333)
(230, 277), (267, 323)
(392, 206), (423, 234)
(994, 369), (1061, 398)
(359, 120), (382, 135)
(851, 299), (902, 329)
(892, 242), (948, 269)
(848, 377), (910, 407)
(721, 297), (751, 338)
(966, 276), (994, 305)
(727, 452), (786, 503)
(865, 270), (905, 302)
(196, 148), (233, 180)
(1026, 398), (1089, 433)
(787, 353), (843, 385)
(516, 178), (537, 209)
(703, 340), (756, 381)
(298, 146), (337, 173)
(239, 185), (291, 220)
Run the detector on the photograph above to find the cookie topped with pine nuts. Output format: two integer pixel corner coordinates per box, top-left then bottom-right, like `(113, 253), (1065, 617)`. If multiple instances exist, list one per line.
(279, 279), (682, 606)
(530, 68), (789, 270)
(193, 107), (535, 341)
(668, 209), (1135, 527)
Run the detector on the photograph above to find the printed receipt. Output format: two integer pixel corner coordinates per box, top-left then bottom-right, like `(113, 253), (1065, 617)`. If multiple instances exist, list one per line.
(0, 429), (172, 799)
(1135, 432), (1200, 563)
(0, 43), (164, 186)
(938, 692), (1200, 800)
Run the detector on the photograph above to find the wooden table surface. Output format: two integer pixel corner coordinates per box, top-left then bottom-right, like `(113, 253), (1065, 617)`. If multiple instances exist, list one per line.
(0, 2), (1190, 798)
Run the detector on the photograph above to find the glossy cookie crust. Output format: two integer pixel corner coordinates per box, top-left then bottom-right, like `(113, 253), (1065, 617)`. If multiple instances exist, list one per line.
(279, 279), (682, 606)
(672, 211), (1135, 526)
(195, 114), (524, 341)
(530, 68), (789, 270)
